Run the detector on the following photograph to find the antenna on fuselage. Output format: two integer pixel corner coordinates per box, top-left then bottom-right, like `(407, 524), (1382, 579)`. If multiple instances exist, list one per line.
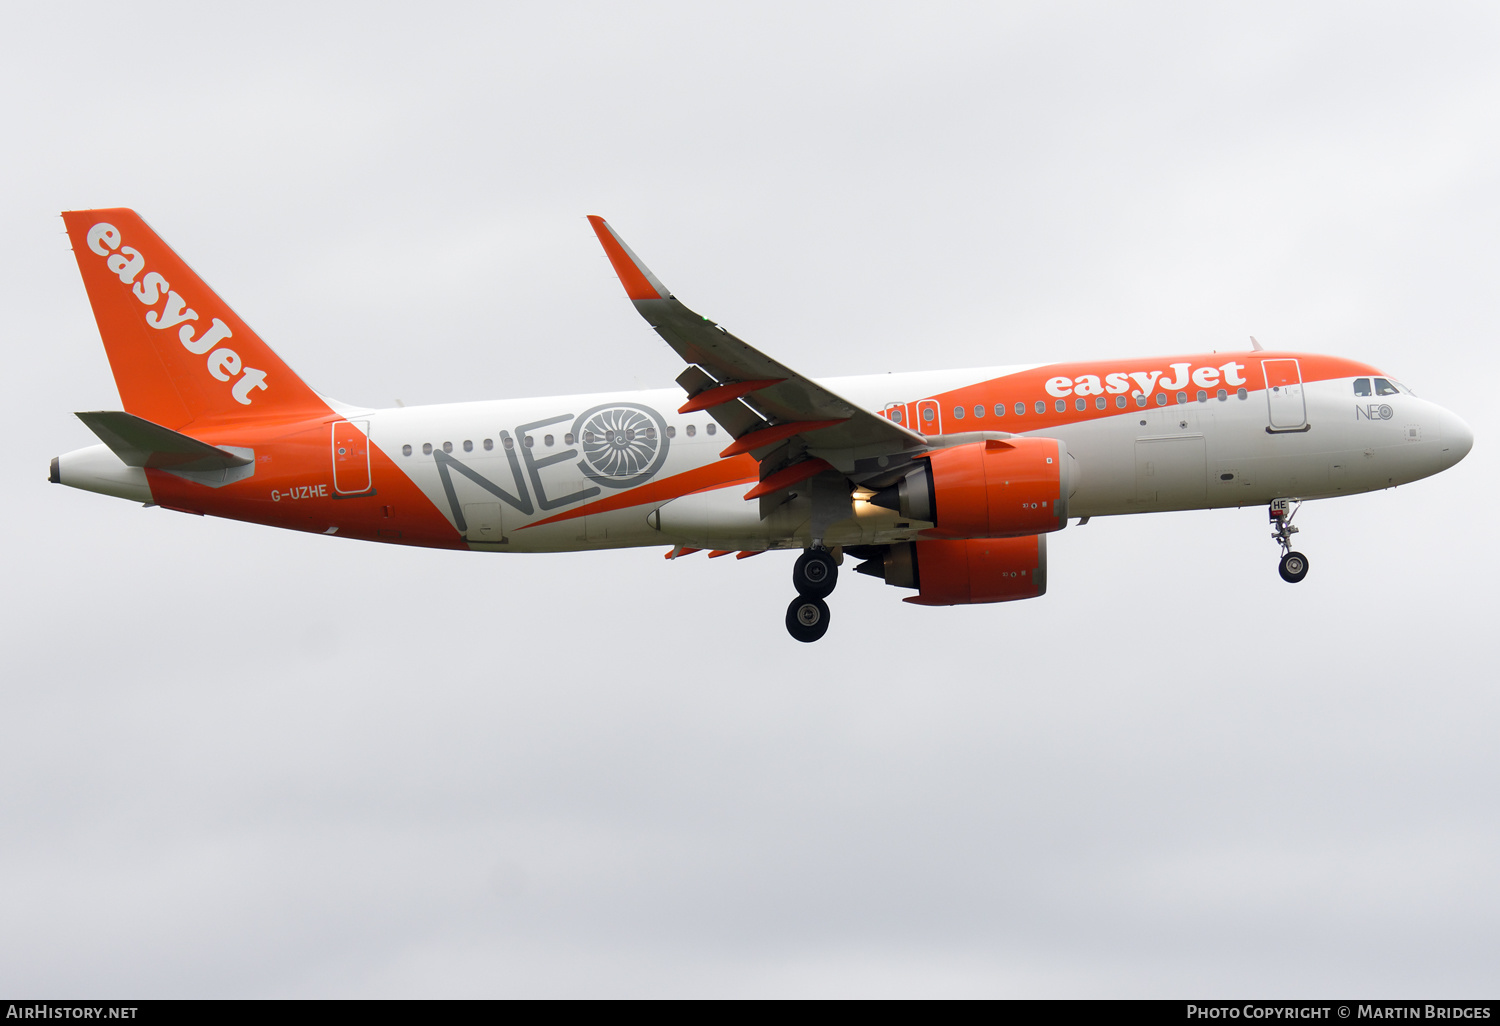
(1250, 336), (1265, 351)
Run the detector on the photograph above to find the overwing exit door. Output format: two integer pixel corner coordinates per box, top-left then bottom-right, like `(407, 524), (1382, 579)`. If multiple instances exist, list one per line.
(883, 400), (942, 434)
(332, 420), (371, 493)
(1262, 359), (1308, 431)
(915, 399), (942, 434)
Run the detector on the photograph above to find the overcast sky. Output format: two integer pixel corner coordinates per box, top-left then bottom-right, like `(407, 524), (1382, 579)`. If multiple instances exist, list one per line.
(2, 1), (1497, 997)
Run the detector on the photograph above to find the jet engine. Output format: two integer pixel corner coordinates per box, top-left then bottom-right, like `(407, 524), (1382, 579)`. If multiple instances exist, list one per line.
(855, 535), (1047, 605)
(869, 437), (1073, 538)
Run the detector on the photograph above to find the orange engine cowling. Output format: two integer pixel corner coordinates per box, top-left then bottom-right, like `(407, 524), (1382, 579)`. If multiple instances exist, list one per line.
(870, 437), (1073, 538)
(863, 535), (1047, 605)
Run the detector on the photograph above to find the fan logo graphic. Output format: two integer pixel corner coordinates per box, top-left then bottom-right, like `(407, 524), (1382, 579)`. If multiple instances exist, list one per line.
(572, 403), (670, 488)
(426, 404), (673, 532)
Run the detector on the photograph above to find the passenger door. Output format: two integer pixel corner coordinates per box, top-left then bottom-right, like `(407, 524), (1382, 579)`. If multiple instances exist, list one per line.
(331, 420), (371, 494)
(1262, 359), (1307, 431)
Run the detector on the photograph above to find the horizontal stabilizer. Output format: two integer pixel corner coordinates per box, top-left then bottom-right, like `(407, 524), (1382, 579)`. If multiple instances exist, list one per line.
(75, 411), (252, 471)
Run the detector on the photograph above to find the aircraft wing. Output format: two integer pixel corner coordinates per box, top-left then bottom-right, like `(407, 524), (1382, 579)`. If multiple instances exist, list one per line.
(586, 217), (926, 471)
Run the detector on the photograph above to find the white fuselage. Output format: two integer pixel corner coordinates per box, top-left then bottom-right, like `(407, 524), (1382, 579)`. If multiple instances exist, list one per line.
(318, 363), (1470, 555)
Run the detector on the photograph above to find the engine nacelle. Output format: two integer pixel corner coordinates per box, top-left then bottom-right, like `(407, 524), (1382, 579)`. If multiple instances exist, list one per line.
(866, 535), (1047, 605)
(871, 437), (1072, 538)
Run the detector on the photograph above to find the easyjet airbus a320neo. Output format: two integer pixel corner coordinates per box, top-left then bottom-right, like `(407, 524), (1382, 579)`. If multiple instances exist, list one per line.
(52, 209), (1474, 641)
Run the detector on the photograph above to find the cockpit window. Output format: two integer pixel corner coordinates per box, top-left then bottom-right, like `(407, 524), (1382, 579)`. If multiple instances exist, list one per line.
(1353, 378), (1372, 396)
(1374, 377), (1400, 396)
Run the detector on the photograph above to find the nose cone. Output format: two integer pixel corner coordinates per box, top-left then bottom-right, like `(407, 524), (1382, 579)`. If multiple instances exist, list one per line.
(1441, 408), (1474, 467)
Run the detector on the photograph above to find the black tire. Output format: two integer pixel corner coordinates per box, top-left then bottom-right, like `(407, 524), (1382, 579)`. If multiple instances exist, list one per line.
(792, 549), (838, 599)
(785, 595), (831, 643)
(1279, 551), (1310, 584)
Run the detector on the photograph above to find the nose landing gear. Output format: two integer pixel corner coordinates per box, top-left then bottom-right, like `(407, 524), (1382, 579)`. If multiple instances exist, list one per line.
(1270, 499), (1310, 584)
(786, 548), (839, 642)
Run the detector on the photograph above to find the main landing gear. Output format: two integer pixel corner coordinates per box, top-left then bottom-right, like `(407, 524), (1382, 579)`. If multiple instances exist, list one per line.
(1270, 498), (1310, 584)
(786, 548), (838, 642)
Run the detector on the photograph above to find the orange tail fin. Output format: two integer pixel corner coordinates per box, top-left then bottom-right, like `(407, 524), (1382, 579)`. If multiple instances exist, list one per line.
(62, 209), (328, 430)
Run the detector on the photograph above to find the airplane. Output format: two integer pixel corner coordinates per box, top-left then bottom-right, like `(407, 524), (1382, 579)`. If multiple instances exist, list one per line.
(51, 209), (1474, 642)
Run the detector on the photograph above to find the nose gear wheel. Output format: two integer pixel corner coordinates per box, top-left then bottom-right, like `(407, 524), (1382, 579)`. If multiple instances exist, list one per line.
(1279, 551), (1309, 583)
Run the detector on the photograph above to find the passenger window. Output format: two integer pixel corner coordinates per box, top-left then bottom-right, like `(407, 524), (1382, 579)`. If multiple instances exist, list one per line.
(1115, 395), (1126, 408)
(1217, 388), (1227, 401)
(1374, 377), (1399, 396)
(1016, 402), (1025, 416)
(1353, 378), (1372, 396)
(483, 438), (494, 451)
(1156, 393), (1167, 406)
(1196, 390), (1207, 403)
(995, 404), (1006, 417)
(1176, 392), (1187, 404)
(706, 423), (716, 435)
(442, 441), (453, 453)
(645, 427), (656, 440)
(1237, 387), (1248, 400)
(922, 407), (935, 422)
(1074, 397), (1085, 411)
(975, 404), (985, 418)
(1055, 399), (1067, 413)
(463, 439), (473, 452)
(890, 408), (904, 424)
(402, 444), (412, 456)
(502, 435), (514, 450)
(686, 424), (696, 437)
(1135, 394), (1146, 407)
(564, 432), (575, 445)
(422, 443), (432, 455)
(1035, 401), (1046, 414)
(1096, 396), (1107, 410)
(666, 426), (676, 438)
(544, 434), (554, 447)
(523, 436), (533, 448)
(953, 405), (965, 419)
